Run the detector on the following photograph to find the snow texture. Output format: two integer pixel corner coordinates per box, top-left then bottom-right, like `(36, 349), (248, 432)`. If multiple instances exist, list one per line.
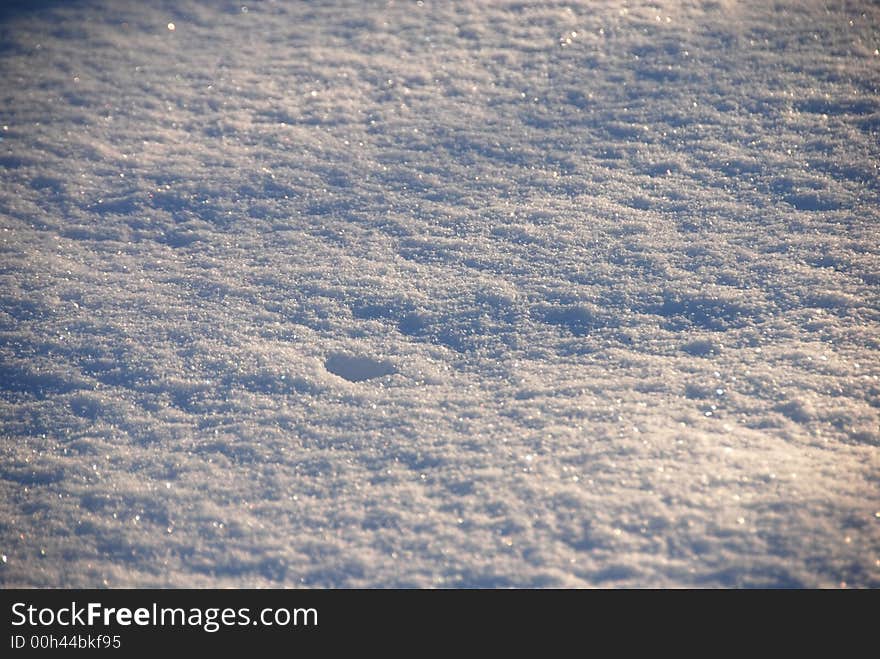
(1, 0), (878, 588)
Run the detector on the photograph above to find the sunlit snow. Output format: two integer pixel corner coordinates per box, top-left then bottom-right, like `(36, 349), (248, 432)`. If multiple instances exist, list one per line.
(1, 0), (878, 587)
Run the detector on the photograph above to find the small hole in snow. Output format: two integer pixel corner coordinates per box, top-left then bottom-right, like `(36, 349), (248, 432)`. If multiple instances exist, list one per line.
(324, 353), (396, 382)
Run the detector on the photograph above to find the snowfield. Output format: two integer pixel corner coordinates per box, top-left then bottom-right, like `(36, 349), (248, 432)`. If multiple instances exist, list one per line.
(1, 0), (878, 587)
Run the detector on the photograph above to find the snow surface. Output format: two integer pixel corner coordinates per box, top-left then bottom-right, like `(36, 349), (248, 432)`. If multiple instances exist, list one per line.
(1, 0), (878, 588)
